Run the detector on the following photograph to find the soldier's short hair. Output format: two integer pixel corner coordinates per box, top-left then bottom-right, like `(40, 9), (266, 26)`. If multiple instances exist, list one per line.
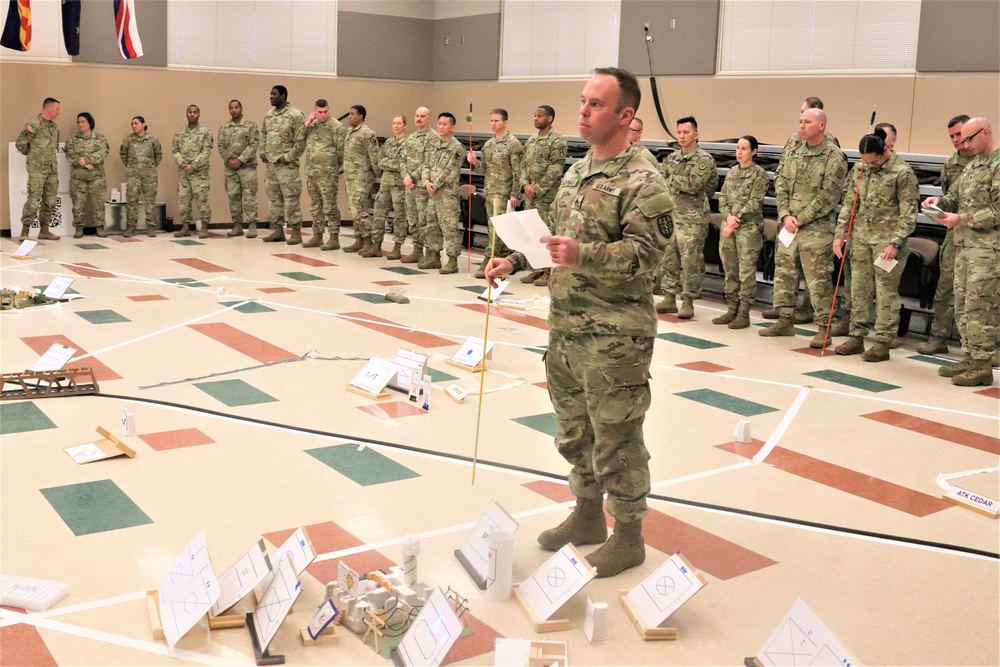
(42, 97), (59, 109)
(875, 122), (896, 137)
(272, 85), (288, 99)
(438, 112), (456, 125)
(677, 116), (698, 131)
(351, 105), (367, 119)
(491, 108), (508, 121)
(315, 99), (329, 109)
(632, 117), (644, 130)
(230, 99), (242, 107)
(593, 67), (640, 114)
(948, 114), (970, 128)
(77, 112), (95, 130)
(539, 105), (555, 120)
(803, 96), (824, 109)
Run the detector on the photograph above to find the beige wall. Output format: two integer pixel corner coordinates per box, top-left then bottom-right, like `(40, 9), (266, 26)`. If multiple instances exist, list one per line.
(3, 60), (998, 231)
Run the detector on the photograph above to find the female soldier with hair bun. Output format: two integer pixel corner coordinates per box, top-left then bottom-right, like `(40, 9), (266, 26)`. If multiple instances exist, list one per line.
(65, 112), (110, 238)
(119, 116), (162, 237)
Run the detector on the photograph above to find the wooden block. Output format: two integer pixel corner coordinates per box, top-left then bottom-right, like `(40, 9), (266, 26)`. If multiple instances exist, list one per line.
(300, 627), (339, 646)
(95, 426), (137, 458)
(512, 584), (570, 633)
(618, 590), (678, 641)
(146, 589), (165, 641)
(445, 358), (485, 373)
(942, 493), (1000, 519)
(208, 612), (246, 630)
(528, 640), (568, 666)
(346, 384), (392, 400)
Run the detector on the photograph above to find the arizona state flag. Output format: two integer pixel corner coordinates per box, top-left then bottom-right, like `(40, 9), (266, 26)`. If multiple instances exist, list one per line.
(1, 0), (31, 52)
(61, 0), (80, 55)
(113, 0), (142, 59)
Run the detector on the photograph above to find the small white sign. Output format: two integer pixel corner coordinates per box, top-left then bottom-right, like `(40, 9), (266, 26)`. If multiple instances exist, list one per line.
(388, 348), (428, 393)
(120, 409), (136, 437)
(495, 298), (527, 310)
(349, 356), (401, 396)
(307, 599), (339, 640)
(946, 487), (999, 515)
(874, 255), (898, 273)
(42, 276), (74, 300)
(450, 337), (494, 369)
(777, 226), (796, 248)
(518, 544), (595, 621)
(478, 279), (510, 301)
(458, 501), (519, 584)
(30, 344), (76, 373)
(445, 385), (468, 403)
(626, 553), (705, 628)
(13, 240), (37, 258)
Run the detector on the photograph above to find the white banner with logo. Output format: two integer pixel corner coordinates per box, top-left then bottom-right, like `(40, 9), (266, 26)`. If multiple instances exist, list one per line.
(8, 142), (74, 238)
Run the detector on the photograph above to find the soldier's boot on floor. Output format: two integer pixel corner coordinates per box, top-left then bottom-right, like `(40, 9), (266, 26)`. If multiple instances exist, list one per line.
(761, 307), (779, 319)
(728, 303), (752, 330)
(38, 224), (59, 241)
(286, 228), (302, 245)
(321, 234), (340, 251)
(939, 355), (974, 378)
(712, 302), (738, 325)
(245, 222), (258, 239)
(585, 519), (645, 578)
(439, 256), (459, 275)
(385, 242), (403, 260)
(655, 293), (677, 314)
(835, 336), (865, 355)
(793, 308), (814, 324)
(537, 497), (607, 552)
(73, 227), (84, 239)
(418, 250), (442, 270)
(360, 240), (383, 258)
(123, 225), (136, 238)
(861, 341), (891, 362)
(520, 270), (543, 284)
(677, 298), (695, 320)
(227, 223), (244, 237)
(18, 226), (30, 241)
(474, 257), (489, 280)
(198, 222), (210, 239)
(96, 226), (108, 238)
(146, 225), (157, 237)
(302, 229), (323, 248)
(952, 359), (995, 387)
(828, 318), (850, 337)
(533, 269), (550, 287)
(173, 223), (191, 238)
(809, 329), (831, 349)
(759, 317), (795, 337)
(262, 226), (285, 242)
(343, 235), (366, 253)
(917, 337), (949, 355)
(401, 245), (423, 263)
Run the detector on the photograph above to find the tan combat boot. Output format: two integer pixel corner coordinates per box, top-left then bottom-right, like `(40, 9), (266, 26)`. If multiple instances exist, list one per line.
(809, 329), (830, 349)
(585, 519), (645, 578)
(520, 270), (543, 284)
(678, 297), (695, 320)
(534, 269), (550, 286)
(728, 303), (751, 329)
(343, 235), (365, 253)
(96, 226), (108, 238)
(18, 225), (30, 241)
(400, 244), (423, 263)
(73, 227), (84, 239)
(38, 224), (59, 240)
(123, 225), (136, 238)
(385, 242), (403, 260)
(537, 497), (607, 552)
(655, 293), (677, 314)
(439, 256), (459, 275)
(227, 223), (244, 237)
(916, 337), (948, 355)
(835, 336), (865, 355)
(951, 359), (994, 387)
(360, 240), (383, 258)
(793, 308), (814, 324)
(761, 307), (780, 319)
(173, 223), (191, 238)
(262, 225), (285, 242)
(302, 228), (323, 248)
(286, 228), (302, 245)
(759, 317), (795, 337)
(861, 341), (890, 362)
(712, 302), (738, 325)
(828, 318), (850, 337)
(321, 233), (340, 251)
(198, 221), (210, 239)
(418, 250), (442, 270)
(146, 225), (156, 237)
(474, 257), (489, 279)
(246, 222), (258, 239)
(939, 355), (974, 378)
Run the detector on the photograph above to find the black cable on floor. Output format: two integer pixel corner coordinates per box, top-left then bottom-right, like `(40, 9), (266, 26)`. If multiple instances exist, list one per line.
(96, 392), (1000, 560)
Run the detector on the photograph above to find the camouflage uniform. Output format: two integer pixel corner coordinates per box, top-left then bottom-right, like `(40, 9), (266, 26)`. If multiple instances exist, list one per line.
(344, 122), (381, 242)
(422, 134), (466, 258)
(374, 135), (407, 243)
(772, 138), (847, 323)
(506, 143), (673, 523)
(938, 148), (1000, 363)
(519, 129), (568, 231)
(636, 144), (659, 170)
(718, 162), (768, 305)
(172, 124), (213, 225)
(402, 127), (439, 249)
(15, 114), (60, 236)
(119, 132), (163, 229)
(835, 152), (918, 343)
(472, 132), (524, 255)
(928, 151), (973, 341)
(218, 116), (260, 227)
(65, 131), (110, 231)
(261, 104), (306, 230)
(304, 117), (346, 236)
(656, 146), (716, 300)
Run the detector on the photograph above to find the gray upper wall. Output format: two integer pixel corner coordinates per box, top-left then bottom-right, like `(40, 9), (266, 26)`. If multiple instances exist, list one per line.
(337, 12), (434, 80)
(74, 0), (167, 67)
(619, 0), (719, 76)
(917, 0), (999, 72)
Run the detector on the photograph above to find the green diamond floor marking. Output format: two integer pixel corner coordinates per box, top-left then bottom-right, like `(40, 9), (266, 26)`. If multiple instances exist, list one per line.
(164, 277), (209, 288)
(277, 271), (324, 281)
(194, 379), (278, 406)
(76, 243), (107, 250)
(305, 443), (420, 487)
(657, 332), (727, 350)
(425, 367), (458, 383)
(513, 412), (557, 437)
(381, 266), (425, 276)
(909, 354), (955, 367)
(0, 401), (57, 435)
(803, 369), (900, 393)
(347, 292), (392, 304)
(34, 284), (80, 295)
(40, 479), (153, 536)
(171, 239), (205, 246)
(675, 388), (779, 416)
(75, 309), (131, 324)
(525, 345), (547, 355)
(220, 300), (276, 314)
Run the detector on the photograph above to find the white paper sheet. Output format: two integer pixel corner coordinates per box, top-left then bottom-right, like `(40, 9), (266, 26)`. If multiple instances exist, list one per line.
(459, 501), (519, 583)
(873, 255), (898, 273)
(626, 553), (704, 627)
(29, 344), (76, 372)
(158, 531), (221, 647)
(490, 209), (555, 269)
(253, 554), (301, 652)
(350, 356), (401, 395)
(259, 527), (314, 591)
(519, 544), (594, 621)
(212, 539), (272, 615)
(396, 587), (464, 667)
(12, 240), (37, 258)
(42, 276), (74, 300)
(777, 226), (796, 248)
(756, 598), (861, 667)
(450, 337), (495, 368)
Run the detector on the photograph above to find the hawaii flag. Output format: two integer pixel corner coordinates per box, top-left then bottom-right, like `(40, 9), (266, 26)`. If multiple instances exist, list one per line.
(0, 0), (31, 51)
(113, 0), (142, 59)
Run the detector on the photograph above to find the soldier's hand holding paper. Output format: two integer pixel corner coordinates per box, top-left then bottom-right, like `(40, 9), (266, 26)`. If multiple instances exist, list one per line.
(489, 209), (556, 269)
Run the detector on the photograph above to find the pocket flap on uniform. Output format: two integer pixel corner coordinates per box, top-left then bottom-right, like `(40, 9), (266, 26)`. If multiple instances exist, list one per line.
(585, 361), (650, 389)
